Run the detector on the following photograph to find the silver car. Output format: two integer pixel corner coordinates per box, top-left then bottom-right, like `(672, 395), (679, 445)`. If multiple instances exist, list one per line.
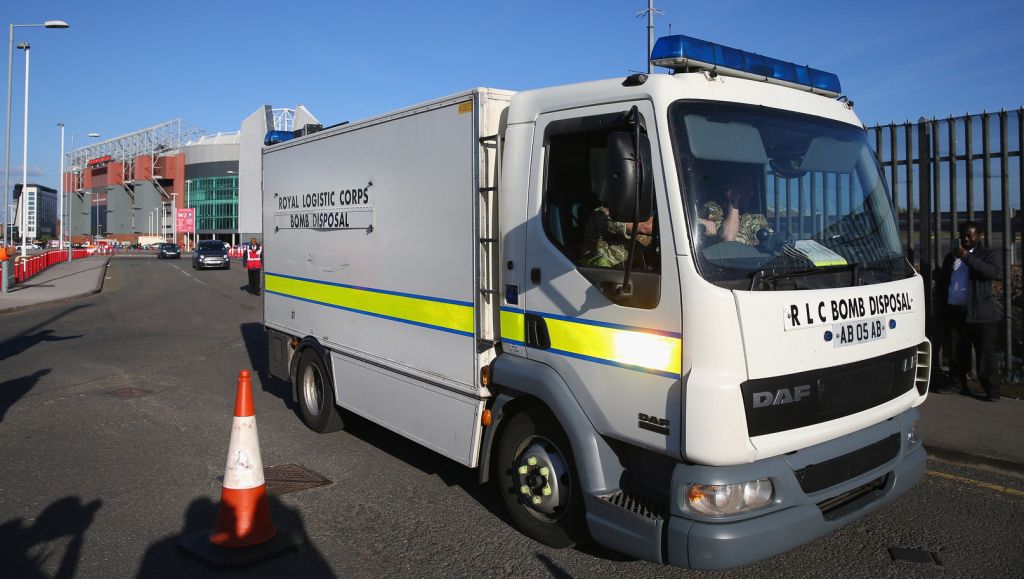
(191, 240), (230, 270)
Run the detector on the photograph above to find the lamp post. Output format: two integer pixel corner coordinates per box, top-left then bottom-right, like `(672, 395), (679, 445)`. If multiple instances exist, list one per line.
(3, 19), (69, 249)
(64, 130), (99, 260)
(185, 178), (191, 251)
(17, 42), (28, 257)
(57, 122), (63, 253)
(170, 192), (178, 245)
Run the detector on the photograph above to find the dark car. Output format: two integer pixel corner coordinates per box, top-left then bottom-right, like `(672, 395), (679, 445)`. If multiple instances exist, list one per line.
(157, 243), (181, 259)
(192, 240), (230, 270)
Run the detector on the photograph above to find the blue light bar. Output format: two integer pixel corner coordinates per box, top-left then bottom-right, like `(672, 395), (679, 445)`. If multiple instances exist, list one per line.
(650, 35), (841, 97)
(264, 130), (294, 146)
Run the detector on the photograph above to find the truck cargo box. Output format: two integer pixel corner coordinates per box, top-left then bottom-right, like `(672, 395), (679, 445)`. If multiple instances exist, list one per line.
(262, 88), (512, 466)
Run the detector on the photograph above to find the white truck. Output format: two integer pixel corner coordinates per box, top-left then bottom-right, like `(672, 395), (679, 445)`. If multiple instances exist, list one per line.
(262, 35), (930, 569)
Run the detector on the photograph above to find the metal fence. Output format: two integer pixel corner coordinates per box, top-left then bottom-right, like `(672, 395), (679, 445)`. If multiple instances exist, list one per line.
(868, 109), (1023, 382)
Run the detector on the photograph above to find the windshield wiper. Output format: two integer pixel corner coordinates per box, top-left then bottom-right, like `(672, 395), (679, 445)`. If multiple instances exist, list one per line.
(751, 257), (907, 291)
(750, 263), (854, 291)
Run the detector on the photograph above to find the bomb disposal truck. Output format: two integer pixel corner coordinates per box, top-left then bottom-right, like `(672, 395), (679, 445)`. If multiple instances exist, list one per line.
(262, 35), (930, 569)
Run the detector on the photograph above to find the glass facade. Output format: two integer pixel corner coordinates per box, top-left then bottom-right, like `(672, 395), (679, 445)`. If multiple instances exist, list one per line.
(188, 176), (238, 233)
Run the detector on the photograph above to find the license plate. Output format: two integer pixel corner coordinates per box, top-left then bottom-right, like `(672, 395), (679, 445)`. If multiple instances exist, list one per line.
(832, 317), (886, 347)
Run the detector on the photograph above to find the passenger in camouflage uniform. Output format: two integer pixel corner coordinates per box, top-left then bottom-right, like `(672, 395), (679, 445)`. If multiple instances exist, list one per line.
(581, 207), (653, 268)
(699, 173), (770, 246)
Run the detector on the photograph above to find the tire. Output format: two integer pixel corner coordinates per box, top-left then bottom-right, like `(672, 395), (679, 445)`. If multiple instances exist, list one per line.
(294, 348), (344, 433)
(496, 406), (589, 548)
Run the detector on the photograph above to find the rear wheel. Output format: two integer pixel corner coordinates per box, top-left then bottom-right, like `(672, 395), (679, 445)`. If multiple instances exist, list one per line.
(295, 348), (344, 433)
(496, 406), (589, 548)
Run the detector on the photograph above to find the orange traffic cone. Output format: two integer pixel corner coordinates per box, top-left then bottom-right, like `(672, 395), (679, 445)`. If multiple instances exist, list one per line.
(210, 369), (276, 546)
(179, 370), (302, 568)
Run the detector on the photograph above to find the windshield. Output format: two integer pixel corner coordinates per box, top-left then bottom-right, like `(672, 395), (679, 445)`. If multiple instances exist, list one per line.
(197, 241), (224, 251)
(668, 101), (910, 290)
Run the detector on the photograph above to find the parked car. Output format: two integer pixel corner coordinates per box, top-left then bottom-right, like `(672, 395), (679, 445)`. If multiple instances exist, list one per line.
(157, 243), (181, 259)
(192, 240), (230, 270)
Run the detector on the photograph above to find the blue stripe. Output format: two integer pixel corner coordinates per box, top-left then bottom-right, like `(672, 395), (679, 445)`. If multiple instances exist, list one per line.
(544, 347), (681, 380)
(523, 309), (682, 339)
(502, 338), (526, 347)
(265, 271), (474, 308)
(500, 306), (525, 314)
(266, 290), (474, 338)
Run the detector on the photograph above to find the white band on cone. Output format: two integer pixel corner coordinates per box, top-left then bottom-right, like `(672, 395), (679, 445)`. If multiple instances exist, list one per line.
(222, 416), (266, 489)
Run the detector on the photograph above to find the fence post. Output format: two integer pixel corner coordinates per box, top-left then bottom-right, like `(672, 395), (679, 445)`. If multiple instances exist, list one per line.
(999, 110), (1012, 382)
(918, 119), (934, 340)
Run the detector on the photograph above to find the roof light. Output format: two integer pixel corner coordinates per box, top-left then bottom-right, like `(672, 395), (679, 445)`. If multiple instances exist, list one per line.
(651, 35), (841, 98)
(264, 130), (294, 146)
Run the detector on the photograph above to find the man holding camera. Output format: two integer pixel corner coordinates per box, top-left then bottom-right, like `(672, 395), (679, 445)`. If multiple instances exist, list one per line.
(936, 221), (1003, 401)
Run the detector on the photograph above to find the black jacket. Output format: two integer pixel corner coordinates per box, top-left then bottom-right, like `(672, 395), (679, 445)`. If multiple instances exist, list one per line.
(936, 243), (1002, 323)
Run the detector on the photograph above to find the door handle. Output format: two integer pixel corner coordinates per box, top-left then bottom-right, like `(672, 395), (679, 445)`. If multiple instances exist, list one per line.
(531, 267), (541, 284)
(525, 314), (551, 349)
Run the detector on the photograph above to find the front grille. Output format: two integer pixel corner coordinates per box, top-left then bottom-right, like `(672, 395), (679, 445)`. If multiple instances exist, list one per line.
(742, 345), (919, 437)
(817, 475), (888, 521)
(795, 433), (900, 494)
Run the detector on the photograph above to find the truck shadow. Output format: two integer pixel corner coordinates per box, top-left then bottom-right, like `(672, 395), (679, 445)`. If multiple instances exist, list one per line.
(239, 323), (295, 411)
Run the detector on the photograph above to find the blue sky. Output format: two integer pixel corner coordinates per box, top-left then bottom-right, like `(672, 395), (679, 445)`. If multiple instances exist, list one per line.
(4, 0), (1023, 192)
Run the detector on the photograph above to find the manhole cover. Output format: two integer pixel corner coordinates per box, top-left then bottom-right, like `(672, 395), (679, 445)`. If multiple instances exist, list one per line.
(264, 464), (331, 495)
(107, 387), (153, 398)
(888, 547), (942, 566)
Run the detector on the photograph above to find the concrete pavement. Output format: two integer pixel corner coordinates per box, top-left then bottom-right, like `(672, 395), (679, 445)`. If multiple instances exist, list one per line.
(0, 256), (110, 314)
(1, 255), (1021, 477)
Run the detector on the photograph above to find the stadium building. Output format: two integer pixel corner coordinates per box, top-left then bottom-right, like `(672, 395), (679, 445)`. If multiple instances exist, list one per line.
(62, 105), (315, 247)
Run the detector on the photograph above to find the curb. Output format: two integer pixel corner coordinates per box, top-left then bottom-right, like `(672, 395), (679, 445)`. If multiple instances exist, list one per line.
(0, 256), (111, 316)
(926, 445), (1024, 478)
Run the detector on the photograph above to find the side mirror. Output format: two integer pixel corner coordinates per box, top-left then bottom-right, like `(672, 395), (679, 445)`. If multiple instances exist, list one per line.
(604, 132), (653, 223)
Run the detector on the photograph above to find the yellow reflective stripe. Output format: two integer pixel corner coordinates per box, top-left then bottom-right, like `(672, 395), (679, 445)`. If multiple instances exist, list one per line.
(500, 309), (525, 343)
(544, 317), (681, 376)
(265, 274), (474, 335)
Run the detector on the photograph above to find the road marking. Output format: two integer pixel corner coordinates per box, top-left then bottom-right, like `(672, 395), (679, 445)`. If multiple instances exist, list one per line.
(926, 470), (1024, 497)
(173, 265), (207, 286)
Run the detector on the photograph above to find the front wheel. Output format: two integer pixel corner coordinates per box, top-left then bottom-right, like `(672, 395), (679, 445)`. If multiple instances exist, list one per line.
(496, 407), (589, 548)
(294, 348), (344, 433)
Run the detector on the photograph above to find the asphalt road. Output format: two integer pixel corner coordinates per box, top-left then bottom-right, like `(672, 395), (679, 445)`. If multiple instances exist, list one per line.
(0, 256), (1022, 578)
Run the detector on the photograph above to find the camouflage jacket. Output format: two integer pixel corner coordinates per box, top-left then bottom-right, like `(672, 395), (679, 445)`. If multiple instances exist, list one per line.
(702, 201), (770, 246)
(581, 207), (652, 268)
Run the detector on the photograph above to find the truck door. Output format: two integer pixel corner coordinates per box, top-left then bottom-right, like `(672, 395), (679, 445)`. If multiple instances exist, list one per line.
(520, 102), (683, 456)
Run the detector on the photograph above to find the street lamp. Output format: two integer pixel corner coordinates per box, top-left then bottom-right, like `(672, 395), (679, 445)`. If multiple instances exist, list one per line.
(170, 192), (178, 245)
(3, 19), (69, 249)
(17, 42), (28, 257)
(62, 129), (99, 260)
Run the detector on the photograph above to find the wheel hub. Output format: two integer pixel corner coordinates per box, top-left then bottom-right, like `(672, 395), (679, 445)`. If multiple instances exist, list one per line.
(301, 364), (324, 416)
(512, 440), (568, 516)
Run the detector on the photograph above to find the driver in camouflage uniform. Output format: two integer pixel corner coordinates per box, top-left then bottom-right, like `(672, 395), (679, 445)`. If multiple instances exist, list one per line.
(581, 207), (654, 268)
(699, 173), (771, 246)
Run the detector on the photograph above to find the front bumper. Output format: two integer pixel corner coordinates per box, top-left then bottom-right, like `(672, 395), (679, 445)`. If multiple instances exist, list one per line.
(196, 258), (227, 268)
(586, 407), (925, 570)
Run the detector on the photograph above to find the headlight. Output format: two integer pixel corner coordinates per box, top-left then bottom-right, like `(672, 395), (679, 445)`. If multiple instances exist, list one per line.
(687, 479), (773, 516)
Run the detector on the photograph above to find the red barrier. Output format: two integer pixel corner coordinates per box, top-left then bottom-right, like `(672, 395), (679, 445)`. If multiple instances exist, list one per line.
(12, 249), (93, 284)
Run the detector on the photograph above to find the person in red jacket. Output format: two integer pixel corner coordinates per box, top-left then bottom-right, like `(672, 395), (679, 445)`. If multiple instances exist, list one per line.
(244, 237), (263, 295)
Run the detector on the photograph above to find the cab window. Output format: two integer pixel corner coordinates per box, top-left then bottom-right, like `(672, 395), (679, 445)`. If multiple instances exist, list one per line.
(542, 117), (660, 274)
